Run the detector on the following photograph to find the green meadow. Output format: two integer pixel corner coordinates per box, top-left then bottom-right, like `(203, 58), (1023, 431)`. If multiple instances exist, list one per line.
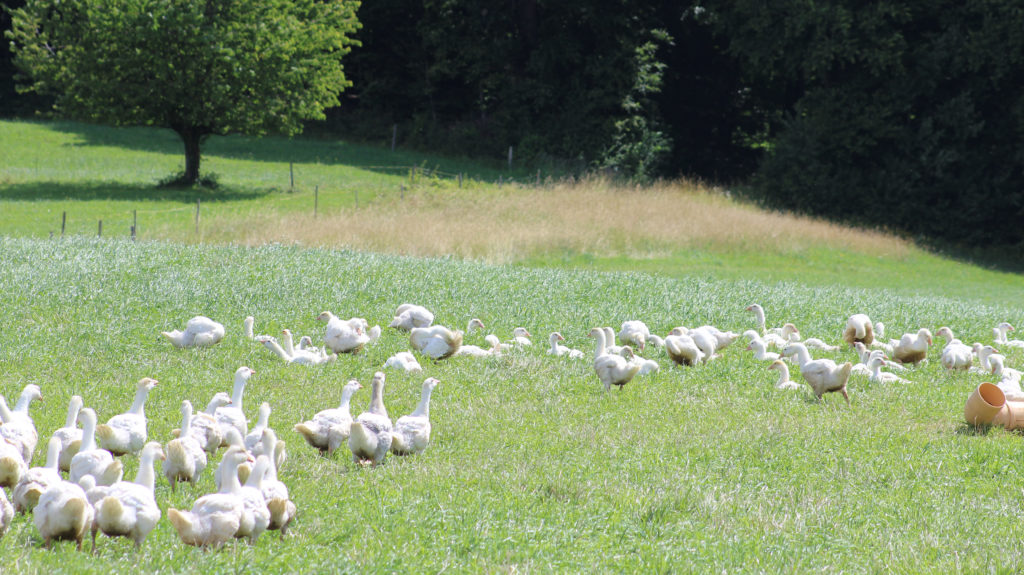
(1, 120), (1024, 573)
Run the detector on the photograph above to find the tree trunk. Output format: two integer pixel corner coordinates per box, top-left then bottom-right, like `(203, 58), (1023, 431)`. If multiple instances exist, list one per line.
(176, 127), (203, 184)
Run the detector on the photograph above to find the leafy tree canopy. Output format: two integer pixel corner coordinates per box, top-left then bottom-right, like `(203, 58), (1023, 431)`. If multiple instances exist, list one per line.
(8, 0), (360, 183)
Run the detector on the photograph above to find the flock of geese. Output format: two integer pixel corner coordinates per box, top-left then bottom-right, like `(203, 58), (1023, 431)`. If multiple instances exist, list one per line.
(2, 301), (1022, 553)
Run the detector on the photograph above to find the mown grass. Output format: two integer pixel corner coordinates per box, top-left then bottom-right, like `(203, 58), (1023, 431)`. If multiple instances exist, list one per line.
(3, 119), (1023, 309)
(0, 237), (1023, 573)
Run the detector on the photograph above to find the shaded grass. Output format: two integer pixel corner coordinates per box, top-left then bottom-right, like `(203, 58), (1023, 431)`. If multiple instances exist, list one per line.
(0, 238), (1022, 572)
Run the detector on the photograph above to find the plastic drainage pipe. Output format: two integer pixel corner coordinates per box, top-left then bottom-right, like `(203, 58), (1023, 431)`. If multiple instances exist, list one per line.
(964, 382), (1024, 428)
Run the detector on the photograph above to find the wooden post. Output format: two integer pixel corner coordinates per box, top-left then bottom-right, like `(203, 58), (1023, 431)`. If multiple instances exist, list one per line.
(391, 124), (397, 152)
(98, 220), (102, 237)
(195, 199), (200, 234)
(458, 173), (462, 188)
(130, 225), (136, 241)
(498, 175), (503, 188)
(61, 211), (66, 237)
(508, 146), (513, 170)
(537, 169), (541, 186)
(400, 184), (405, 200)
(314, 185), (319, 217)
(133, 209), (137, 235)
(289, 162), (294, 191)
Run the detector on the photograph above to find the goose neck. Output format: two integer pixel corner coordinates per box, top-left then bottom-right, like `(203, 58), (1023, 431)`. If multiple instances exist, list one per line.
(14, 389), (35, 414)
(136, 449), (158, 491)
(369, 382), (388, 418)
(129, 386), (150, 416)
(592, 329), (607, 358)
(411, 385), (434, 418)
(231, 377), (247, 409)
(0, 397), (12, 423)
(64, 398), (82, 428)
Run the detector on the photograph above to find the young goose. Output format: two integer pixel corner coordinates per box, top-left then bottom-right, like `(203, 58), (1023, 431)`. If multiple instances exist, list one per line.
(866, 355), (910, 384)
(767, 360), (802, 390)
(244, 402), (272, 453)
(294, 380), (362, 454)
(179, 392), (233, 453)
(969, 344), (1000, 374)
(589, 328), (641, 391)
(936, 327), (973, 370)
(892, 328), (932, 365)
(34, 479), (94, 550)
(97, 378), (158, 456)
(167, 447), (249, 549)
(319, 312), (374, 354)
(93, 442), (165, 550)
(0, 384), (43, 464)
(258, 429), (297, 536)
(994, 322), (1024, 348)
(13, 437), (63, 514)
(384, 351), (425, 371)
(216, 430), (254, 491)
(410, 325), (464, 360)
(262, 333), (336, 365)
(842, 314), (875, 346)
(782, 343), (853, 404)
(69, 408), (123, 487)
(215, 367), (255, 443)
(618, 321), (651, 351)
(389, 304), (435, 331)
(236, 456), (273, 544)
(664, 333), (704, 366)
(164, 400), (208, 491)
(547, 332), (585, 359)
(391, 378), (440, 456)
(0, 485), (12, 538)
(747, 339), (780, 361)
(161, 315), (225, 348)
(348, 372), (393, 466)
(511, 327), (533, 346)
(52, 395), (84, 473)
(0, 438), (28, 490)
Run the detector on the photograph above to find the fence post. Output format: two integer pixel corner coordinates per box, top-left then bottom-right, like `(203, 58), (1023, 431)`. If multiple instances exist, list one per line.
(133, 210), (137, 240)
(536, 169), (541, 186)
(498, 175), (503, 188)
(98, 220), (102, 237)
(400, 184), (405, 200)
(195, 199), (200, 234)
(314, 185), (319, 217)
(508, 146), (513, 170)
(458, 173), (462, 188)
(289, 162), (294, 191)
(61, 211), (66, 237)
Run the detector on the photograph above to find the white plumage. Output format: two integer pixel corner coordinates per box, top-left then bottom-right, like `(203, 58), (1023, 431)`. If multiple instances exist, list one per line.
(348, 372), (393, 466)
(161, 315), (225, 347)
(294, 380), (362, 454)
(96, 377), (157, 456)
(391, 378), (440, 456)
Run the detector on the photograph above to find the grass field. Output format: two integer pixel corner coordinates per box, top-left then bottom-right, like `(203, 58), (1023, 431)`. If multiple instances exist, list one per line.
(2, 119), (1024, 572)
(0, 237), (1022, 573)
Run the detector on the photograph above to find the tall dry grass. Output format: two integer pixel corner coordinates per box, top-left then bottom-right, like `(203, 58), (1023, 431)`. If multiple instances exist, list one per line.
(162, 178), (911, 262)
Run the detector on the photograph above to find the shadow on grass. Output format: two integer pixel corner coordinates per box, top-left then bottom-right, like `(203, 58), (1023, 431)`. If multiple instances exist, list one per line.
(954, 423), (995, 437)
(40, 120), (514, 182)
(0, 181), (271, 203)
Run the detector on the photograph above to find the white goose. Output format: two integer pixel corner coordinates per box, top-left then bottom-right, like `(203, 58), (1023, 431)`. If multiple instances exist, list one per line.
(258, 429), (297, 536)
(13, 436), (63, 514)
(851, 346), (888, 376)
(842, 314), (875, 347)
(164, 400), (208, 491)
(93, 441), (165, 550)
(319, 312), (376, 354)
(167, 447), (249, 549)
(511, 327), (533, 346)
(989, 354), (1024, 400)
(69, 408), (123, 487)
(391, 378), (440, 456)
(892, 328), (932, 365)
(624, 349), (660, 375)
(767, 360), (802, 390)
(867, 354), (910, 384)
(244, 402), (272, 453)
(969, 344), (1000, 374)
(236, 455), (273, 544)
(384, 351), (424, 371)
(52, 395), (84, 473)
(244, 316), (255, 339)
(348, 372), (393, 466)
(782, 343), (853, 403)
(0, 383), (43, 464)
(215, 430), (254, 491)
(618, 321), (651, 351)
(161, 315), (225, 348)
(547, 332), (585, 359)
(262, 330), (335, 365)
(215, 367), (255, 443)
(34, 479), (94, 550)
(674, 327), (718, 363)
(994, 322), (1024, 348)
(0, 438), (27, 490)
(453, 320), (491, 357)
(182, 392), (232, 453)
(936, 327), (973, 371)
(0, 486), (12, 538)
(294, 380), (362, 454)
(664, 333), (704, 366)
(602, 327), (625, 355)
(410, 325), (464, 360)
(97, 378), (158, 456)
(589, 327), (641, 391)
(747, 339), (780, 361)
(763, 323), (800, 349)
(389, 304), (435, 331)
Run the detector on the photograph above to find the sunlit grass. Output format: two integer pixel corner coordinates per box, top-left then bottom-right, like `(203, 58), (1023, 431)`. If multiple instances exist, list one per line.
(0, 238), (1022, 572)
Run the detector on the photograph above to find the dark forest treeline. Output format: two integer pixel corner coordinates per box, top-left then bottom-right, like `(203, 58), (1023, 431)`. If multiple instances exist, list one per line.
(3, 1), (1022, 248)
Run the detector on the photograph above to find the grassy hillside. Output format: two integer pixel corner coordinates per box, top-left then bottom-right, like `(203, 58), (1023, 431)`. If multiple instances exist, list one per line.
(0, 237), (1022, 572)
(2, 120), (1023, 308)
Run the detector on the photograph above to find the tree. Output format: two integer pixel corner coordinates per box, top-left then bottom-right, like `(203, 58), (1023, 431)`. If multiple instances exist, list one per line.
(7, 0), (360, 184)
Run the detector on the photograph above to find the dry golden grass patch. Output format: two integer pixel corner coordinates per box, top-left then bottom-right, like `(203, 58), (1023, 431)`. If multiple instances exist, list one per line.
(165, 178), (911, 262)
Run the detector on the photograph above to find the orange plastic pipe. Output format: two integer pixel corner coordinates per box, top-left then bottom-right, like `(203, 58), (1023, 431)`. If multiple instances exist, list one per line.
(964, 382), (1024, 428)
